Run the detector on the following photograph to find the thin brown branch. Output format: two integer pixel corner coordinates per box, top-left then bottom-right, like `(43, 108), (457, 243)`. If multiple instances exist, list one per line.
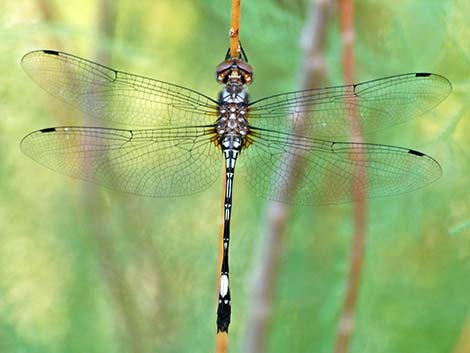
(95, 0), (117, 64)
(215, 2), (242, 349)
(35, 1), (159, 351)
(241, 1), (333, 352)
(86, 3), (147, 353)
(333, 1), (367, 353)
(37, 0), (57, 27)
(230, 0), (241, 58)
(339, 0), (355, 86)
(215, 329), (229, 353)
(34, 0), (69, 125)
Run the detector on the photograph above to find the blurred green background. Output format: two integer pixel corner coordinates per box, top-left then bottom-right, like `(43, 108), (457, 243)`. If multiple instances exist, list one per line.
(0, 1), (468, 353)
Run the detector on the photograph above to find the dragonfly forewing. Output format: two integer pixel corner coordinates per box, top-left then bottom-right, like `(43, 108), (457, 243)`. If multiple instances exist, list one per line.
(21, 50), (219, 127)
(248, 73), (451, 138)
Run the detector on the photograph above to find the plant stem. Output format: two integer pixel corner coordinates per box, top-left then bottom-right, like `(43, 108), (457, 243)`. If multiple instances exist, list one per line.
(242, 1), (332, 352)
(333, 1), (367, 352)
(230, 0), (241, 58)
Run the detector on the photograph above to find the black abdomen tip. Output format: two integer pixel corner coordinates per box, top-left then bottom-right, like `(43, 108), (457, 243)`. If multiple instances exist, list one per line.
(415, 72), (431, 77)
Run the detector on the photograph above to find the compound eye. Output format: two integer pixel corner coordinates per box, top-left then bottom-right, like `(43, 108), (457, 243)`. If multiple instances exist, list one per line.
(237, 60), (253, 74)
(237, 60), (254, 84)
(215, 60), (235, 83)
(242, 71), (253, 84)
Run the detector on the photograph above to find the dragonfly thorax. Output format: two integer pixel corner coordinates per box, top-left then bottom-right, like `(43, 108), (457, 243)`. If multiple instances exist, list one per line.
(215, 84), (250, 147)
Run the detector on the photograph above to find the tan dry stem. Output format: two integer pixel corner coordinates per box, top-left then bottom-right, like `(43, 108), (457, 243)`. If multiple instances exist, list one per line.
(241, 1), (333, 353)
(333, 1), (368, 352)
(230, 0), (241, 58)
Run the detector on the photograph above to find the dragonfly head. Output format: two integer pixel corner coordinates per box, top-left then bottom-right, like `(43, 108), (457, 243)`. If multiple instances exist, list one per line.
(215, 58), (253, 86)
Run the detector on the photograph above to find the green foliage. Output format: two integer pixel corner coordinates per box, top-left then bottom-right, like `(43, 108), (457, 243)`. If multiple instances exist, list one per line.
(0, 0), (468, 352)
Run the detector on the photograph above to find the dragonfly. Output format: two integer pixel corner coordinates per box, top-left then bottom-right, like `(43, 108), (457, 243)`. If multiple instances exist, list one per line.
(21, 49), (451, 333)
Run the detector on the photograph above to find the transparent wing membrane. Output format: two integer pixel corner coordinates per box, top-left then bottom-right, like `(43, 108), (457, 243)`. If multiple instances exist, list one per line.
(21, 50), (449, 204)
(21, 126), (221, 197)
(249, 73), (451, 138)
(239, 128), (441, 205)
(21, 50), (219, 127)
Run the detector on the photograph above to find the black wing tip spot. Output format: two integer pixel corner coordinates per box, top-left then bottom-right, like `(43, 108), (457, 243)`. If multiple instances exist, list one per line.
(415, 72), (431, 77)
(408, 149), (425, 156)
(43, 50), (60, 56)
(40, 127), (57, 133)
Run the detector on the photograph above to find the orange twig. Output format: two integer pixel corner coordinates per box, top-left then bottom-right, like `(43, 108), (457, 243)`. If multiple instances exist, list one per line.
(215, 3), (242, 351)
(230, 0), (241, 58)
(339, 0), (355, 86)
(333, 1), (367, 353)
(215, 331), (229, 353)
